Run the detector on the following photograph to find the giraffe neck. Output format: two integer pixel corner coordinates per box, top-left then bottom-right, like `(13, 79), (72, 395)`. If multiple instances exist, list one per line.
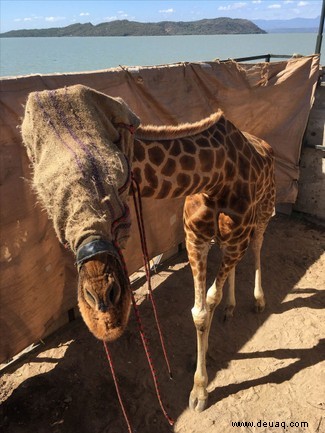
(132, 115), (250, 199)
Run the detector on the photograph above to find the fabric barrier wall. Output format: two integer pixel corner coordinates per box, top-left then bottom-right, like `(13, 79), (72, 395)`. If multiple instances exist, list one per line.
(0, 56), (320, 363)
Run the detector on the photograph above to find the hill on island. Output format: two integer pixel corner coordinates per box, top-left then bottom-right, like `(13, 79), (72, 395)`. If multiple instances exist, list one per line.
(0, 17), (266, 37)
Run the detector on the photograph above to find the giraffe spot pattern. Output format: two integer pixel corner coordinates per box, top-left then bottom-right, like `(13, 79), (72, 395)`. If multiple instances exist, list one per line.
(132, 167), (142, 185)
(161, 158), (176, 177)
(156, 180), (173, 198)
(135, 116), (275, 289)
(229, 194), (249, 214)
(169, 140), (182, 156)
(212, 129), (225, 146)
(224, 160), (237, 181)
(180, 155), (196, 171)
(141, 186), (155, 197)
(227, 138), (238, 163)
(148, 146), (165, 166)
(217, 117), (227, 135)
(183, 139), (197, 154)
(134, 141), (146, 162)
(192, 173), (201, 191)
(177, 172), (191, 188)
(199, 149), (214, 172)
(144, 164), (158, 189)
(196, 136), (211, 148)
(215, 147), (226, 168)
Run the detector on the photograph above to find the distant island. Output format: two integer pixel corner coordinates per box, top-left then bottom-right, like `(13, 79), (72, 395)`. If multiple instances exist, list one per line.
(0, 17), (266, 37)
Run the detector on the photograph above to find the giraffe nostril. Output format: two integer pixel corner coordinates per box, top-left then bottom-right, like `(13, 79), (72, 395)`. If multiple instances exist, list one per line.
(107, 283), (121, 306)
(84, 288), (96, 307)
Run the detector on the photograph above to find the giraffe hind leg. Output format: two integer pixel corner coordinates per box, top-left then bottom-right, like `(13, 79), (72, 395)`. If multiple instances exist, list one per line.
(250, 222), (269, 313)
(224, 266), (236, 320)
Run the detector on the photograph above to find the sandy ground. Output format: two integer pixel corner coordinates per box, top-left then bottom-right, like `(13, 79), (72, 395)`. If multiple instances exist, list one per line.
(0, 213), (324, 433)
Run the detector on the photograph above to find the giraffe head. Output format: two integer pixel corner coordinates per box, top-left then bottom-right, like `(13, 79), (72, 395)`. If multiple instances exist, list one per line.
(21, 84), (141, 342)
(77, 244), (131, 341)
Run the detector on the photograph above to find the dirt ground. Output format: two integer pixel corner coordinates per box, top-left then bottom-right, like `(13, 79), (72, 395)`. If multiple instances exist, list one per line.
(0, 213), (324, 433)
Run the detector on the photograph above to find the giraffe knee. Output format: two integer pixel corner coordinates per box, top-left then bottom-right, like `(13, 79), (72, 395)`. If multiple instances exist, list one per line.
(206, 284), (223, 308)
(191, 306), (208, 330)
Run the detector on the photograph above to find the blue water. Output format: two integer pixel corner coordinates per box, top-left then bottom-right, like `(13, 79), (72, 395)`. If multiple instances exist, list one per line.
(0, 33), (322, 77)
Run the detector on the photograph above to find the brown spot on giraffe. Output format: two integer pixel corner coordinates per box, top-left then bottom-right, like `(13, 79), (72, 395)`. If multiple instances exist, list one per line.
(134, 142), (146, 162)
(169, 140), (182, 156)
(144, 163), (158, 190)
(161, 158), (176, 177)
(156, 180), (173, 199)
(148, 146), (165, 166)
(180, 154), (196, 171)
(199, 149), (214, 172)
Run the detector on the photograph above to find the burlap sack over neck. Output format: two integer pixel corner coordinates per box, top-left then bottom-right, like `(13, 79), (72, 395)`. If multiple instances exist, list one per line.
(21, 84), (140, 253)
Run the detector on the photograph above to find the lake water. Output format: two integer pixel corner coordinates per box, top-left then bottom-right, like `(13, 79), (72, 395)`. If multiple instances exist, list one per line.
(0, 33), (322, 77)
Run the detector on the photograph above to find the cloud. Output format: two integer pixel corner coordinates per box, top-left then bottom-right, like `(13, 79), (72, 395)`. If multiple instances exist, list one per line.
(267, 4), (281, 9)
(80, 12), (90, 17)
(218, 2), (247, 11)
(113, 10), (131, 19)
(252, 0), (262, 3)
(159, 8), (175, 14)
(105, 16), (118, 21)
(45, 16), (66, 22)
(14, 17), (32, 22)
(104, 11), (134, 21)
(14, 14), (65, 24)
(297, 1), (308, 6)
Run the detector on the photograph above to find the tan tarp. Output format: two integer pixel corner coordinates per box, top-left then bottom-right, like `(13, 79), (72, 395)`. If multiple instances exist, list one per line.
(0, 56), (320, 363)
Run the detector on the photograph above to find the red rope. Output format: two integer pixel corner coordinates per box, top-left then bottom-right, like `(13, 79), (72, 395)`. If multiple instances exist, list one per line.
(103, 341), (134, 433)
(102, 159), (175, 429)
(130, 174), (173, 379)
(112, 239), (175, 427)
(130, 292), (174, 426)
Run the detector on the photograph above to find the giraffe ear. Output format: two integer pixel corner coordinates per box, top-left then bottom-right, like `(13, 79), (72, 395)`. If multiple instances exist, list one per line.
(115, 97), (140, 129)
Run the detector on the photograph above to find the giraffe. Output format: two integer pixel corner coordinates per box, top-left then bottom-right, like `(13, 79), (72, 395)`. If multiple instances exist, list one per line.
(22, 85), (275, 414)
(133, 109), (276, 412)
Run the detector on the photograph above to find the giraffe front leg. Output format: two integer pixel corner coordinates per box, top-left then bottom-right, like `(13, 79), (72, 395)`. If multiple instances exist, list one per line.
(189, 306), (209, 412)
(189, 260), (231, 411)
(187, 241), (210, 412)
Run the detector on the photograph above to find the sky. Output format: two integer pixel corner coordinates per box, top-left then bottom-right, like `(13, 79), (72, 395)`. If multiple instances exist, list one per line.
(0, 0), (323, 33)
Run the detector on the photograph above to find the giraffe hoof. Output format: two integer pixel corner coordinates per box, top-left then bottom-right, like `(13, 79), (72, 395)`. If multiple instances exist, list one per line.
(224, 305), (235, 321)
(254, 300), (265, 313)
(189, 394), (208, 412)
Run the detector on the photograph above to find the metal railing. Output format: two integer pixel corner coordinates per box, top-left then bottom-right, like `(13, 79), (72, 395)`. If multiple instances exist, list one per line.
(221, 53), (294, 63)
